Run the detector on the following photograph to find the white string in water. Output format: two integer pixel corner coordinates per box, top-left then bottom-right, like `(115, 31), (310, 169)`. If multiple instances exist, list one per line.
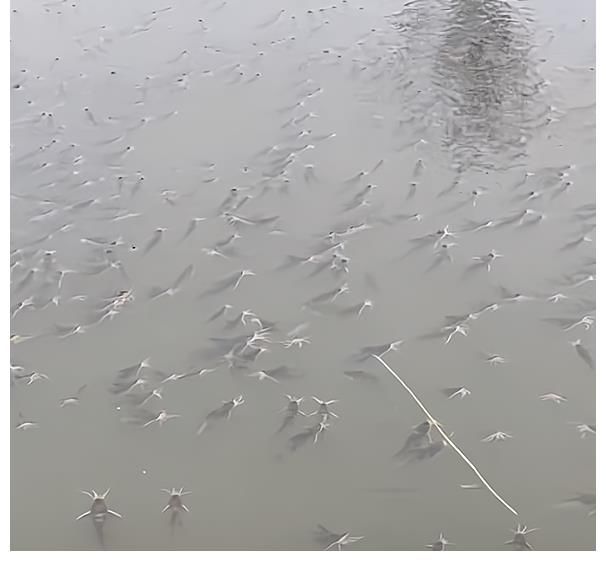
(373, 354), (519, 517)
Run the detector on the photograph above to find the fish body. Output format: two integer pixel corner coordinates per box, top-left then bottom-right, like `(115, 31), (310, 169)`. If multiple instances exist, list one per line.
(394, 421), (431, 459)
(405, 440), (446, 463)
(276, 398), (304, 433)
(77, 490), (122, 549)
(91, 499), (108, 548)
(162, 489), (190, 535)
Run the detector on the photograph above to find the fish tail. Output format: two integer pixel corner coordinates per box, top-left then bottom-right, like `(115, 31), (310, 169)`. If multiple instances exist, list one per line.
(170, 511), (178, 535)
(94, 521), (105, 549)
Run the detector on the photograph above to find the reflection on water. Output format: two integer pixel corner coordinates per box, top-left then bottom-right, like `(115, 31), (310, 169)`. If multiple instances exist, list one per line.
(436, 0), (542, 167)
(10, 0), (594, 551)
(391, 0), (548, 169)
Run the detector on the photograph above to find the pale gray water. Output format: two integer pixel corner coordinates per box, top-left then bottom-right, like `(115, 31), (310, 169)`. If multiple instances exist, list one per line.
(11, 0), (595, 551)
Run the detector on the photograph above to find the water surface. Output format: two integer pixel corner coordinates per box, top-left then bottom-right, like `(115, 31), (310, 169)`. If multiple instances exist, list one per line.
(10, 0), (595, 550)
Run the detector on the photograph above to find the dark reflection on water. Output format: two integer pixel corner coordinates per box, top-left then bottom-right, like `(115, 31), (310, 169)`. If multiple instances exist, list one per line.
(390, 0), (549, 169)
(435, 0), (542, 167)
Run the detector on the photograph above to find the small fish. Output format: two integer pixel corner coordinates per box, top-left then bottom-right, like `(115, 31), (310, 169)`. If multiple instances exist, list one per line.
(161, 488), (191, 534)
(481, 431), (512, 443)
(124, 388), (163, 407)
(175, 367), (217, 382)
(542, 315), (594, 332)
(425, 532), (454, 551)
(76, 489), (122, 549)
(276, 254), (320, 272)
(462, 250), (503, 276)
(141, 228), (167, 255)
(173, 264), (195, 290)
(441, 387), (470, 400)
(49, 323), (87, 339)
(116, 358), (152, 381)
(412, 158), (425, 179)
(197, 395), (244, 435)
(10, 333), (39, 344)
(556, 493), (595, 516)
(427, 243), (457, 273)
(394, 421), (432, 460)
(203, 269), (255, 296)
(110, 377), (151, 396)
(539, 393), (567, 404)
(307, 283), (350, 305)
(257, 9), (285, 29)
(249, 365), (299, 384)
(309, 397), (338, 421)
(559, 235), (592, 251)
(403, 439), (447, 463)
(288, 421), (329, 452)
(11, 296), (36, 318)
(353, 340), (403, 361)
(84, 107), (98, 125)
(15, 412), (39, 430)
(570, 423), (596, 438)
(407, 181), (418, 200)
(276, 395), (306, 433)
(281, 336), (311, 349)
(570, 339), (595, 370)
(208, 304), (233, 322)
(142, 410), (181, 428)
(304, 164), (319, 184)
(342, 171), (368, 186)
(481, 352), (507, 365)
(337, 300), (373, 318)
(60, 384), (87, 407)
(344, 370), (380, 383)
(323, 530), (364, 551)
(369, 159), (384, 174)
(181, 217), (206, 242)
(505, 524), (538, 551)
(148, 265), (194, 300)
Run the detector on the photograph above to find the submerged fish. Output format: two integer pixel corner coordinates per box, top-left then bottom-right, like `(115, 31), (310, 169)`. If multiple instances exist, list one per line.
(161, 488), (191, 535)
(76, 489), (122, 549)
(393, 421), (431, 460)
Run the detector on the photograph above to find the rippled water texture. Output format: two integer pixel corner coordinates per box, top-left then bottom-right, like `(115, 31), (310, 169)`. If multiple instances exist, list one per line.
(10, 0), (595, 550)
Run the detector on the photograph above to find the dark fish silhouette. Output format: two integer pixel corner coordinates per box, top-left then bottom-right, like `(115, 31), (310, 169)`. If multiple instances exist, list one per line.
(287, 421), (328, 452)
(571, 339), (595, 370)
(202, 269), (255, 296)
(197, 395), (244, 435)
(276, 395), (305, 434)
(314, 524), (364, 550)
(208, 304), (232, 322)
(149, 264), (195, 300)
(353, 340), (402, 361)
(76, 489), (122, 549)
(404, 440), (447, 463)
(558, 493), (596, 516)
(141, 228), (166, 255)
(344, 370), (379, 383)
(394, 421), (432, 460)
(180, 217), (206, 242)
(425, 532), (454, 551)
(505, 525), (538, 551)
(161, 488), (191, 535)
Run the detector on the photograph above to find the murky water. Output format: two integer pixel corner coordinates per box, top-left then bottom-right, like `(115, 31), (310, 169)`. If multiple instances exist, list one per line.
(10, 0), (595, 551)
